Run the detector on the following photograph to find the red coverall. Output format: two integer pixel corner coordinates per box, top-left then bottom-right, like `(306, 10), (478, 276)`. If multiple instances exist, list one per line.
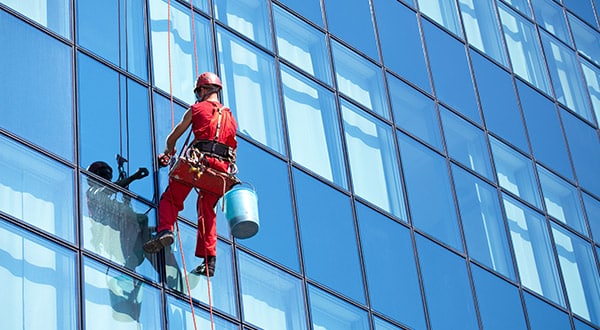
(156, 100), (238, 258)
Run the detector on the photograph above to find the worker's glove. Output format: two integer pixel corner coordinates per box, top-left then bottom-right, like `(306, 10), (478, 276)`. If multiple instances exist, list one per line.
(158, 153), (171, 168)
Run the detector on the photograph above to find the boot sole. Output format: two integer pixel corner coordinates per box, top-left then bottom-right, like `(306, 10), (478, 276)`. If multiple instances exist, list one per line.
(143, 234), (174, 254)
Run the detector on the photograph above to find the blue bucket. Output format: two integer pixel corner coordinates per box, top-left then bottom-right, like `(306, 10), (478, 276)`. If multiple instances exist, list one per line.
(224, 183), (259, 239)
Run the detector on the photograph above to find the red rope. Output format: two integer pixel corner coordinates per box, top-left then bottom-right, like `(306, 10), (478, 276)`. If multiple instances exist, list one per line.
(197, 192), (216, 330)
(189, 0), (199, 78)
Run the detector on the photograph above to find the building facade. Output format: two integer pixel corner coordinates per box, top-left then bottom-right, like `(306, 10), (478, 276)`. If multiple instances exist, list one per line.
(1, 0), (600, 329)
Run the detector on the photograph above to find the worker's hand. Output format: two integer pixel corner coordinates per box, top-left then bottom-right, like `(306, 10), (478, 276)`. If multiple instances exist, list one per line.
(158, 153), (171, 168)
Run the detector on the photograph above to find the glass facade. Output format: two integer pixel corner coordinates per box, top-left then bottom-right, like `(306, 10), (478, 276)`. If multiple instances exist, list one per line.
(1, 0), (600, 329)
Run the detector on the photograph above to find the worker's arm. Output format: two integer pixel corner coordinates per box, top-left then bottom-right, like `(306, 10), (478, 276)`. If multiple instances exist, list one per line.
(164, 108), (192, 155)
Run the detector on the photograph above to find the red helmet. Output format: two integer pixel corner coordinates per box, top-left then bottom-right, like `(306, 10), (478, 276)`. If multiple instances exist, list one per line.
(195, 72), (222, 91)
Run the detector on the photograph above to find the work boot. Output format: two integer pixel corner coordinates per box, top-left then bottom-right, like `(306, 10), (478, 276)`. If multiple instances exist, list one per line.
(143, 230), (174, 253)
(193, 256), (216, 277)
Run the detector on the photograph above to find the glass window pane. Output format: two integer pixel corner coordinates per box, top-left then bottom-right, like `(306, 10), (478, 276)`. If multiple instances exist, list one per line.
(517, 79), (573, 180)
(575, 318), (599, 330)
(276, 0), (323, 27)
(458, 0), (509, 66)
(149, 0), (214, 105)
(453, 165), (515, 279)
(569, 13), (600, 67)
(417, 0), (462, 37)
(532, 0), (572, 45)
(503, 195), (565, 306)
(0, 135), (75, 242)
(342, 100), (406, 219)
(374, 316), (405, 330)
(423, 21), (480, 123)
(500, 0), (532, 17)
(541, 31), (594, 122)
(233, 140), (300, 272)
(332, 41), (388, 119)
(582, 192), (600, 242)
(538, 165), (587, 234)
(416, 235), (478, 330)
(581, 57), (600, 125)
(1, 0), (71, 38)
(0, 220), (77, 330)
(238, 251), (307, 330)
(563, 0), (598, 27)
(398, 133), (462, 250)
(83, 258), (161, 329)
(441, 107), (494, 181)
(323, 0), (378, 59)
(308, 285), (370, 330)
(551, 223), (600, 324)
(294, 168), (365, 303)
(167, 295), (238, 330)
(357, 203), (426, 329)
(281, 65), (347, 188)
(214, 0), (272, 50)
(471, 51), (529, 153)
(217, 27), (285, 155)
(498, 3), (552, 95)
(524, 291), (571, 329)
(388, 73), (442, 151)
(0, 10), (74, 161)
(472, 265), (527, 330)
(373, 0), (430, 91)
(490, 137), (542, 209)
(273, 5), (331, 85)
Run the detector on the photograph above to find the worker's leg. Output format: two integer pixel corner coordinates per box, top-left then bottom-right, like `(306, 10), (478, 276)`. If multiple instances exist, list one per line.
(193, 192), (219, 276)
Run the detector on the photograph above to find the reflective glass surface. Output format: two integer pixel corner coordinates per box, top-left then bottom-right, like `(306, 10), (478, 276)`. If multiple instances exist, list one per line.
(388, 74), (442, 151)
(503, 195), (565, 306)
(423, 21), (480, 123)
(0, 135), (75, 242)
(398, 133), (462, 250)
(167, 295), (238, 329)
(562, 0), (598, 27)
(417, 0), (462, 37)
(273, 5), (331, 85)
(238, 251), (307, 330)
(416, 235), (478, 330)
(276, 0), (323, 27)
(332, 41), (388, 119)
(453, 165), (515, 279)
(217, 27), (285, 154)
(532, 0), (571, 45)
(500, 0), (532, 17)
(214, 0), (272, 50)
(294, 168), (365, 303)
(458, 0), (508, 66)
(308, 285), (370, 330)
(569, 13), (600, 67)
(580, 59), (600, 124)
(342, 100), (406, 219)
(323, 0), (378, 59)
(281, 65), (347, 188)
(1, 0), (71, 38)
(0, 9), (73, 161)
(374, 316), (405, 330)
(582, 192), (600, 242)
(356, 203), (426, 329)
(524, 292), (571, 329)
(0, 220), (77, 330)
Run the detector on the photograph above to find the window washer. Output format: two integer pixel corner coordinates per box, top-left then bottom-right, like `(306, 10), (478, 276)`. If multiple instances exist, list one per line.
(143, 72), (238, 277)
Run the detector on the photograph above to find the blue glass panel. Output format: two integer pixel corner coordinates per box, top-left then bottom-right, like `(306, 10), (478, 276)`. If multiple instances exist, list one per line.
(416, 234), (478, 330)
(332, 41), (388, 118)
(217, 27), (285, 155)
(0, 10), (73, 161)
(538, 165), (587, 235)
(561, 110), (600, 197)
(453, 165), (515, 279)
(441, 107), (494, 181)
(308, 285), (370, 330)
(417, 0), (462, 37)
(580, 60), (600, 125)
(356, 203), (426, 329)
(388, 74), (442, 151)
(582, 192), (600, 242)
(273, 5), (332, 85)
(238, 251), (307, 330)
(517, 79), (573, 180)
(276, 0), (323, 27)
(0, 135), (75, 242)
(532, 0), (572, 45)
(498, 3), (552, 95)
(398, 133), (462, 250)
(458, 0), (509, 66)
(569, 13), (600, 67)
(83, 258), (161, 329)
(323, 0), (378, 60)
(1, 0), (71, 38)
(149, 0), (214, 105)
(214, 0), (272, 50)
(281, 65), (347, 188)
(541, 31), (594, 122)
(374, 316), (404, 330)
(563, 0), (598, 27)
(501, 0), (532, 17)
(0, 220), (77, 330)
(422, 21), (480, 123)
(233, 140), (300, 272)
(490, 137), (542, 209)
(373, 0), (430, 92)
(472, 265), (527, 330)
(524, 292), (571, 330)
(503, 195), (565, 306)
(551, 223), (600, 324)
(180, 0), (209, 13)
(167, 295), (238, 329)
(293, 168), (365, 303)
(342, 100), (406, 219)
(471, 51), (528, 153)
(575, 318), (598, 330)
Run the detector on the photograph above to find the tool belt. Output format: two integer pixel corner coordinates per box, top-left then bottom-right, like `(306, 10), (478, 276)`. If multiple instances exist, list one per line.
(192, 139), (236, 163)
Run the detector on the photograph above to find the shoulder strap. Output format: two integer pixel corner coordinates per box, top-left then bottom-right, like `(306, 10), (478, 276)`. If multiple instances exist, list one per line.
(213, 106), (225, 142)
